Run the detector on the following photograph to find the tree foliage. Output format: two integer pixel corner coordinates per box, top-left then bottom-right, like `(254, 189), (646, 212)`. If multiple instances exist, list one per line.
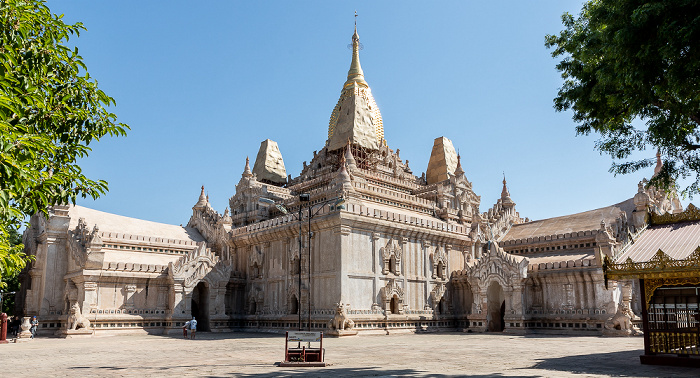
(546, 0), (700, 194)
(0, 0), (127, 285)
(1, 227), (24, 310)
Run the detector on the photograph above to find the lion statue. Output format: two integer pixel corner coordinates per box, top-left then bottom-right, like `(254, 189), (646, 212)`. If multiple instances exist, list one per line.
(604, 304), (640, 335)
(328, 302), (354, 331)
(67, 303), (91, 330)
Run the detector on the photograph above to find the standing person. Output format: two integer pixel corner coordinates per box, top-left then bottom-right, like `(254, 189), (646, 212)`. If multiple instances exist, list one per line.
(182, 320), (190, 339)
(10, 316), (20, 338)
(189, 317), (197, 340)
(30, 316), (38, 339)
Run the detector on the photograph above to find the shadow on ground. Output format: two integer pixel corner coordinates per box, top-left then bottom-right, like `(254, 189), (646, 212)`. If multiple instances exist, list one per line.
(529, 349), (697, 377)
(149, 331), (284, 340)
(69, 365), (527, 378)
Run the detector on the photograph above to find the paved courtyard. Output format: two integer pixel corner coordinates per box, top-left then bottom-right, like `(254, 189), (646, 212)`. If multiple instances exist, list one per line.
(1, 331), (697, 377)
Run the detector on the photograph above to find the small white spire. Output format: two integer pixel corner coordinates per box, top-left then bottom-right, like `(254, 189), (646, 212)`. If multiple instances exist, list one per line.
(243, 156), (253, 178)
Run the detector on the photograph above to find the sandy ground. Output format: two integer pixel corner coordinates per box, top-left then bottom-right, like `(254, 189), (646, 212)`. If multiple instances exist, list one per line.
(1, 331), (697, 377)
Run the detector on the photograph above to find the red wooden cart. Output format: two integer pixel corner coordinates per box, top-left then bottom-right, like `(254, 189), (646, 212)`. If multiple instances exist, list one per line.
(279, 331), (326, 367)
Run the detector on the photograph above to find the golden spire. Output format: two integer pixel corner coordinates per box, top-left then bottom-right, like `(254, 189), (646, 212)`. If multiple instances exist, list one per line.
(345, 12), (367, 88)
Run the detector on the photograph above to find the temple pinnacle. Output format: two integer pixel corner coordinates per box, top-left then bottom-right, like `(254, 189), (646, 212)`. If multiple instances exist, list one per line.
(194, 185), (208, 209)
(501, 174), (511, 199)
(654, 150), (662, 176)
(455, 154), (465, 176)
(243, 156), (253, 178)
(345, 15), (367, 88)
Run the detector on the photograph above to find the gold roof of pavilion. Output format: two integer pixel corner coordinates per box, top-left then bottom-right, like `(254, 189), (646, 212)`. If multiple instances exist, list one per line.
(603, 204), (700, 305)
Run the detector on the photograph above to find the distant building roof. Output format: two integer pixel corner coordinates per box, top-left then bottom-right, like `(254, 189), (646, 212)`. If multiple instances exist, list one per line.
(502, 199), (635, 242)
(68, 205), (204, 243)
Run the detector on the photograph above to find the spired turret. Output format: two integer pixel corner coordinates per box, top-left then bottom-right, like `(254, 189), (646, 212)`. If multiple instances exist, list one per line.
(327, 25), (384, 152)
(193, 186), (208, 210)
(252, 139), (287, 185)
(501, 175), (515, 207)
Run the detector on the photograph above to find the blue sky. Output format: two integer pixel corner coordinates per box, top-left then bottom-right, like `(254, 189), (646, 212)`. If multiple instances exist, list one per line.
(46, 0), (688, 226)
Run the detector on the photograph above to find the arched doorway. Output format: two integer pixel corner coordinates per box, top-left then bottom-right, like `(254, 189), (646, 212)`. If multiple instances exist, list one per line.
(390, 295), (400, 314)
(289, 295), (299, 315)
(191, 282), (210, 331)
(487, 281), (505, 332)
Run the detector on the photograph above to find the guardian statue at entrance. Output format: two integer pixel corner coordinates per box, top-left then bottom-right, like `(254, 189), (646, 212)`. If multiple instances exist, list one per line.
(327, 303), (357, 336)
(67, 302), (91, 330)
(604, 304), (641, 336)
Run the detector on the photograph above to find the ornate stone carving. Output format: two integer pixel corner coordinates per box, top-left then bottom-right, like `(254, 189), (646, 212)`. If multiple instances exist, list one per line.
(169, 242), (232, 290)
(381, 279), (404, 314)
(67, 218), (102, 268)
(380, 239), (402, 275)
(248, 246), (264, 279)
(247, 285), (264, 315)
(430, 283), (447, 312)
(431, 246), (448, 279)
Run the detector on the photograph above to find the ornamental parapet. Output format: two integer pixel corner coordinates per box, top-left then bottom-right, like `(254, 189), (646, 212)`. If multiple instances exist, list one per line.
(528, 258), (597, 272)
(98, 231), (199, 248)
(353, 181), (435, 208)
(104, 261), (168, 274)
(362, 169), (422, 190)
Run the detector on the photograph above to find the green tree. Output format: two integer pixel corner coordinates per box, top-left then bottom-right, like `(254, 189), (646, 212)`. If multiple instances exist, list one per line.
(546, 0), (700, 194)
(0, 0), (128, 286)
(1, 226), (22, 314)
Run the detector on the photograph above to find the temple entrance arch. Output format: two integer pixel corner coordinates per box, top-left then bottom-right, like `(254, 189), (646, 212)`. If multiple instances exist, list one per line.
(168, 242), (233, 333)
(191, 282), (210, 332)
(487, 281), (505, 332)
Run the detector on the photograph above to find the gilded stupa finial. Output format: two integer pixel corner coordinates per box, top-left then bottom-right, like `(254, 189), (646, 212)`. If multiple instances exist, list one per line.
(345, 12), (367, 88)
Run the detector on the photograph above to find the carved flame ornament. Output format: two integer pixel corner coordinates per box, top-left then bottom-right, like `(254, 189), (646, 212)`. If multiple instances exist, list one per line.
(169, 242), (231, 289)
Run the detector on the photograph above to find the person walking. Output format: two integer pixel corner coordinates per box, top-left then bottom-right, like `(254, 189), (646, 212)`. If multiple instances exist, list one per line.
(189, 317), (197, 340)
(182, 320), (190, 339)
(30, 316), (38, 339)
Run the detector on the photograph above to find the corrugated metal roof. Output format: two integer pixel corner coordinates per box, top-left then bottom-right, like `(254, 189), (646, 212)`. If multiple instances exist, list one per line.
(616, 220), (700, 262)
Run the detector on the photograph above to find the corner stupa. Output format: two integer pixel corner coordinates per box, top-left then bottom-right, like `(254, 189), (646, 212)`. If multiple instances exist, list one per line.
(426, 137), (458, 185)
(252, 139), (287, 185)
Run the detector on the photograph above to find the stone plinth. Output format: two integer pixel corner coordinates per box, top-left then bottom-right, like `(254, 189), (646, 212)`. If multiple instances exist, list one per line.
(325, 329), (358, 337)
(60, 328), (94, 338)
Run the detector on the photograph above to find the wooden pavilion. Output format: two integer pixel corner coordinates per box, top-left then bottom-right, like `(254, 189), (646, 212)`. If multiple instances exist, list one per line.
(605, 204), (700, 366)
